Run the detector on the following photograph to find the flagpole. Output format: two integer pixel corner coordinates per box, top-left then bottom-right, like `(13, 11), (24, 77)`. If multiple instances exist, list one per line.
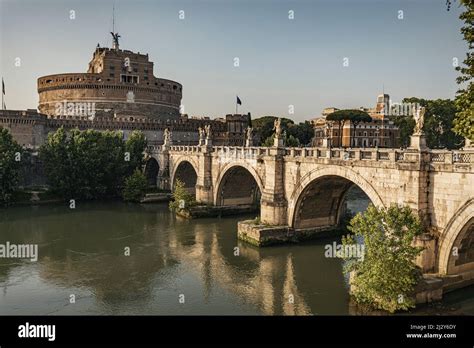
(1, 78), (4, 110)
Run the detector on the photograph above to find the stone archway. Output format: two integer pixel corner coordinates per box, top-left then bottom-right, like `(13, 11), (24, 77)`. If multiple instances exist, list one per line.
(144, 157), (159, 187)
(214, 164), (263, 206)
(438, 199), (474, 275)
(288, 166), (384, 229)
(172, 159), (198, 197)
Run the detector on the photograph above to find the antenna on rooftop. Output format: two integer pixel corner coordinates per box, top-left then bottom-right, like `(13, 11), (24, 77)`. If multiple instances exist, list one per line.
(110, 2), (120, 50)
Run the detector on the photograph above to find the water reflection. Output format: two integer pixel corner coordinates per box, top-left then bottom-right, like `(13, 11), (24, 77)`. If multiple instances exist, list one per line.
(0, 197), (471, 315)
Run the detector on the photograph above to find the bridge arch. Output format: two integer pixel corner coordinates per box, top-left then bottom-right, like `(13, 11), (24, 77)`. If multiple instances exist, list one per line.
(214, 163), (263, 206)
(144, 157), (159, 187)
(171, 157), (199, 196)
(438, 199), (474, 275)
(288, 165), (385, 229)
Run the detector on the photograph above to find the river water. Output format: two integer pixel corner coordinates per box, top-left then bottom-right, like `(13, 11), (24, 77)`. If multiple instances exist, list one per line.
(0, 197), (473, 315)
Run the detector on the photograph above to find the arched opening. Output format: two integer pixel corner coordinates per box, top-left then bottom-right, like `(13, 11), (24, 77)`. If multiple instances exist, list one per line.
(144, 158), (159, 187)
(173, 161), (198, 196)
(216, 166), (261, 206)
(447, 218), (474, 275)
(293, 175), (371, 230)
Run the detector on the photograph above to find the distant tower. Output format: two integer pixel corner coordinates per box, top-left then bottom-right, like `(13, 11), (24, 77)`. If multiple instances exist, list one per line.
(376, 93), (390, 115)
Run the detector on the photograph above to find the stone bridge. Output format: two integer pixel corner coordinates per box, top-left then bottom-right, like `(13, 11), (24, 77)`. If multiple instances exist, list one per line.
(145, 142), (474, 289)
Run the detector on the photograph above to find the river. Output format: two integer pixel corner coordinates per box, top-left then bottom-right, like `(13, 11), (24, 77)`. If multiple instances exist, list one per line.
(0, 195), (473, 315)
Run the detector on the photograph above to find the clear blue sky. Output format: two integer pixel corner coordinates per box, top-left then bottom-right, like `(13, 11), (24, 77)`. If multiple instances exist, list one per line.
(0, 0), (467, 122)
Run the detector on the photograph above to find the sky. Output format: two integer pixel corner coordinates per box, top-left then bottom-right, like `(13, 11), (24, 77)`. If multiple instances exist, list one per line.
(0, 0), (467, 122)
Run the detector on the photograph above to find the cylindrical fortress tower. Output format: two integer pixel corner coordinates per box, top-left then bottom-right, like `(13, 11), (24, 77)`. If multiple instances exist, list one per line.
(38, 41), (182, 121)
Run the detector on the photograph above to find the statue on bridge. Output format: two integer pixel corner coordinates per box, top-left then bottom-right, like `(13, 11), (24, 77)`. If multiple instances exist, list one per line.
(198, 127), (205, 145)
(413, 106), (426, 135)
(163, 127), (173, 146)
(205, 124), (212, 139)
(245, 126), (253, 147)
(273, 118), (282, 138)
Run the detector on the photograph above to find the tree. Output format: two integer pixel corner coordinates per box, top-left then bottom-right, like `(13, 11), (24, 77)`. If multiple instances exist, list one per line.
(40, 127), (146, 200)
(252, 116), (294, 145)
(262, 133), (300, 147)
(326, 112), (346, 146)
(287, 121), (314, 146)
(169, 179), (196, 211)
(327, 109), (371, 147)
(0, 128), (22, 205)
(341, 204), (424, 313)
(402, 97), (463, 149)
(452, 0), (474, 142)
(122, 169), (148, 202)
(392, 115), (415, 148)
(125, 130), (147, 176)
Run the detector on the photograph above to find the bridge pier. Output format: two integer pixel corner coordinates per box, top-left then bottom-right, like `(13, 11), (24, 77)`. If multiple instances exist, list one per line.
(260, 147), (288, 225)
(157, 145), (171, 191)
(195, 145), (214, 204)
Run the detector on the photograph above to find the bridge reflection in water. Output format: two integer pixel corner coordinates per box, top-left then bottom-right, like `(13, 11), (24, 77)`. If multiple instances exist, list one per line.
(0, 200), (369, 315)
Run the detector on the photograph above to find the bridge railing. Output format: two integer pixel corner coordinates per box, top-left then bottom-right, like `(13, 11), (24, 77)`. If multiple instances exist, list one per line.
(430, 149), (473, 164)
(164, 145), (474, 165)
(284, 147), (399, 162)
(213, 146), (271, 159)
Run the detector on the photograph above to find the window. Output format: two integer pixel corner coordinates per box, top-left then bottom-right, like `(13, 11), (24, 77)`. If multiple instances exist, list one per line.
(144, 76), (148, 81)
(110, 66), (115, 70)
(120, 74), (139, 83)
(110, 73), (115, 77)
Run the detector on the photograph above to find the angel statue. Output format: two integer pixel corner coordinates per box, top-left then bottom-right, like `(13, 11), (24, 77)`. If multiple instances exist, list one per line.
(198, 127), (205, 143)
(273, 118), (282, 138)
(163, 128), (172, 145)
(413, 106), (426, 135)
(246, 126), (253, 140)
(205, 124), (212, 139)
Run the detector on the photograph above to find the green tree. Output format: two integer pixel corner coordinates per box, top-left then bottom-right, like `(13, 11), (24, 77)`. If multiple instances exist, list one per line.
(262, 133), (300, 147)
(326, 112), (346, 146)
(122, 169), (148, 202)
(342, 204), (424, 313)
(402, 97), (463, 149)
(125, 130), (147, 176)
(252, 116), (294, 145)
(169, 179), (196, 211)
(0, 128), (22, 205)
(451, 0), (474, 141)
(392, 115), (415, 148)
(40, 127), (136, 200)
(287, 121), (314, 146)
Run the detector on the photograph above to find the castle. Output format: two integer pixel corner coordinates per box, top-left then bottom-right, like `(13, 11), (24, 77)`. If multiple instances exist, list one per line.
(1, 33), (249, 148)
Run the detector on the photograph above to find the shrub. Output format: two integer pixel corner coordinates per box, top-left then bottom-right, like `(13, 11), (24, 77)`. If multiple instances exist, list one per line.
(341, 204), (424, 313)
(122, 169), (147, 202)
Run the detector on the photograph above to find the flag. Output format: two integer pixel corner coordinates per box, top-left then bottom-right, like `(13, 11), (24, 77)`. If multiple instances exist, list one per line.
(236, 96), (242, 105)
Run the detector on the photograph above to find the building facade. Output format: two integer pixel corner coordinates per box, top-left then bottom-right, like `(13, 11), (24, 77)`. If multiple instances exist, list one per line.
(312, 94), (401, 148)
